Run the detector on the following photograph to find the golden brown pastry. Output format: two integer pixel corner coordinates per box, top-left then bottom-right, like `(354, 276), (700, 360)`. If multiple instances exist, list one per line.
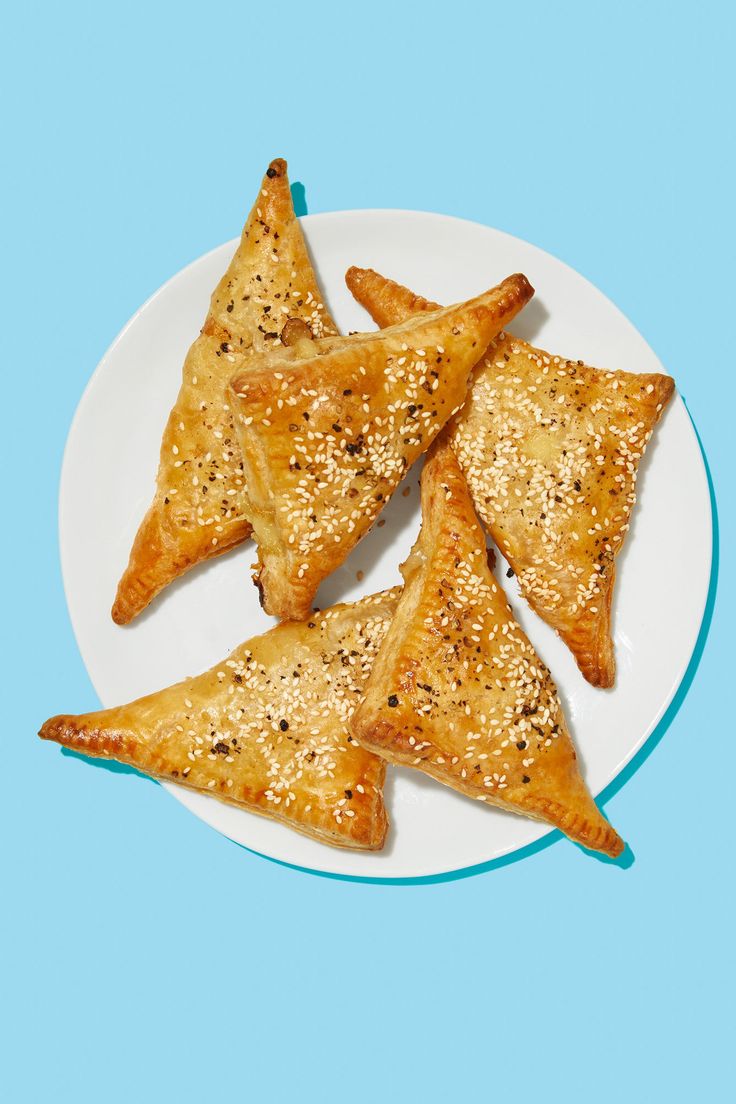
(351, 441), (623, 858)
(228, 274), (534, 622)
(41, 590), (400, 851)
(346, 267), (674, 687)
(112, 158), (338, 625)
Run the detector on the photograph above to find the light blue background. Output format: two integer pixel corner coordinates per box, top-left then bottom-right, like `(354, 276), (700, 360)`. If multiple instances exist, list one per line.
(3, 2), (733, 1100)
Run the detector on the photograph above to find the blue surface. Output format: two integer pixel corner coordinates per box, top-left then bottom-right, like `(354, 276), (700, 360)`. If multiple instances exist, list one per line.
(3, 2), (733, 1100)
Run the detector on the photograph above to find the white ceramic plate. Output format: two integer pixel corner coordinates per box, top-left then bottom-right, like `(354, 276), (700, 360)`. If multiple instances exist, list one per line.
(60, 210), (711, 878)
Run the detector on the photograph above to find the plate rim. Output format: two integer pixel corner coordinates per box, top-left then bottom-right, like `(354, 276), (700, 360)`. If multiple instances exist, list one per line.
(57, 207), (713, 880)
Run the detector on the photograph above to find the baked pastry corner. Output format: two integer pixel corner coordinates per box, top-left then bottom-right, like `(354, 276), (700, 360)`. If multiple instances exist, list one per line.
(42, 589), (401, 850)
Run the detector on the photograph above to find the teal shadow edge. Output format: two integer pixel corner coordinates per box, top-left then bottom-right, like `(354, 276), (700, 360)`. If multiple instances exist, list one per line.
(232, 400), (719, 885)
(290, 181), (308, 218)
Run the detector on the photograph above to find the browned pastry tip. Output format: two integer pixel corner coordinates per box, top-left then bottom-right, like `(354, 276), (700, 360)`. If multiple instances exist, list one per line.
(111, 500), (247, 625)
(44, 590), (402, 851)
(346, 265), (441, 327)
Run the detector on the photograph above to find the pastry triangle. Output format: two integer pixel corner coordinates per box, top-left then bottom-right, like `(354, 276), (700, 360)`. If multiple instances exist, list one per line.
(346, 267), (674, 686)
(229, 273), (534, 622)
(41, 589), (400, 851)
(351, 441), (623, 857)
(112, 158), (338, 625)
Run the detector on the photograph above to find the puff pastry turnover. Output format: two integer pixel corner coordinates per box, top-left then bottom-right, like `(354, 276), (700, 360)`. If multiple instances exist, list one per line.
(351, 441), (623, 857)
(229, 274), (534, 622)
(41, 589), (400, 850)
(112, 158), (338, 625)
(346, 266), (674, 687)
